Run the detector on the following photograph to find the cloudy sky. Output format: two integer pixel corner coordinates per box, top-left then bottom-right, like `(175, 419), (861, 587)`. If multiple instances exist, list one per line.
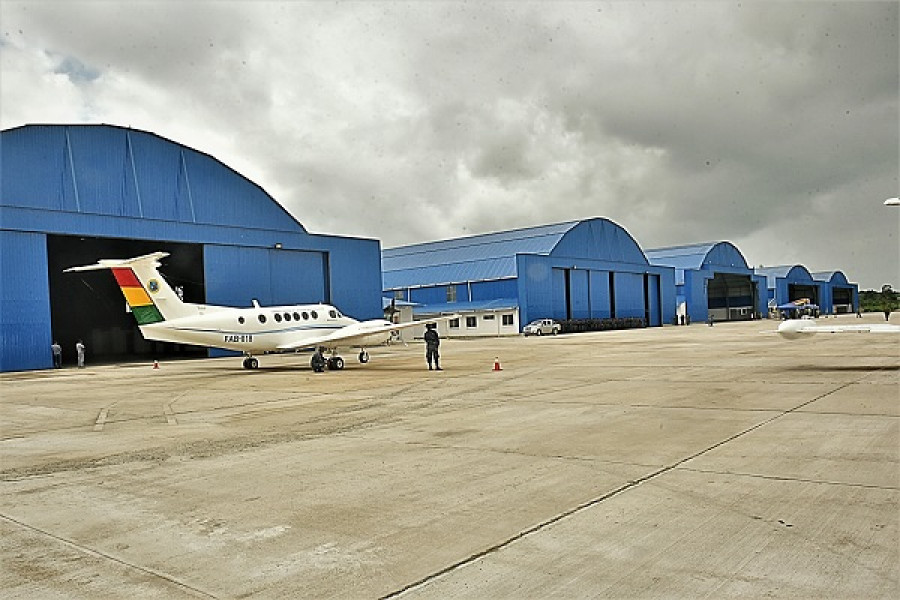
(1, 1), (897, 289)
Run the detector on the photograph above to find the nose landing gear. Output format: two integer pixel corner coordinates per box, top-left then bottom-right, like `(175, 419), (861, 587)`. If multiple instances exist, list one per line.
(242, 356), (259, 369)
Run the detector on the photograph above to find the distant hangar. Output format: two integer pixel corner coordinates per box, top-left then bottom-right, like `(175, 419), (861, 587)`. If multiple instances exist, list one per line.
(382, 218), (677, 335)
(646, 242), (767, 324)
(383, 226), (860, 335)
(0, 124), (383, 372)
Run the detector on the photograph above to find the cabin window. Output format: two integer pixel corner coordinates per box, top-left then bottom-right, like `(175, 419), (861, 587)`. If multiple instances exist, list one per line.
(329, 310), (337, 318)
(293, 312), (301, 321)
(311, 311), (318, 319)
(302, 312), (309, 320)
(283, 313), (291, 321)
(258, 315), (267, 324)
(238, 316), (245, 325)
(274, 313), (282, 323)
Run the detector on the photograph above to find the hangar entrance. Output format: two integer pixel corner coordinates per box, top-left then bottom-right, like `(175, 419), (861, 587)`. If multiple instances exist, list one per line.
(47, 235), (207, 365)
(788, 283), (819, 306)
(707, 272), (756, 321)
(832, 287), (853, 313)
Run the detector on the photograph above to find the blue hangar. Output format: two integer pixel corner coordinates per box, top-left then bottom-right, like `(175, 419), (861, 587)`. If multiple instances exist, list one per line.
(0, 124), (382, 372)
(645, 242), (767, 324)
(754, 265), (858, 315)
(382, 218), (676, 335)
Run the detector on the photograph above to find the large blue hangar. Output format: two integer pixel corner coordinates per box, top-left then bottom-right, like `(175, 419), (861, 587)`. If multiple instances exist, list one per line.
(0, 124), (382, 372)
(645, 242), (767, 324)
(382, 218), (676, 334)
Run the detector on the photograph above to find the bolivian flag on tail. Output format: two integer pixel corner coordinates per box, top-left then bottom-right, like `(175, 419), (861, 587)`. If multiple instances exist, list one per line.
(112, 268), (165, 325)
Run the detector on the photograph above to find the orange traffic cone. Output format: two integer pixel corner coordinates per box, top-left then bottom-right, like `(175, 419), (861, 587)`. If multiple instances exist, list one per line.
(493, 357), (502, 371)
(153, 360), (160, 369)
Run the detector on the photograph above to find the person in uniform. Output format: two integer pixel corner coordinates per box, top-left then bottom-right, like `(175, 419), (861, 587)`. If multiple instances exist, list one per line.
(51, 341), (62, 368)
(75, 340), (85, 368)
(311, 347), (326, 373)
(424, 323), (441, 371)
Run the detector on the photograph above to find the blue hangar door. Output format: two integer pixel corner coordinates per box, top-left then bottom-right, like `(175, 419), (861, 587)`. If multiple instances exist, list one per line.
(552, 268), (590, 320)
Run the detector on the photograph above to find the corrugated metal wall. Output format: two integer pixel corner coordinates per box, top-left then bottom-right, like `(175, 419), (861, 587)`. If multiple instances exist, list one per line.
(0, 232), (52, 371)
(1, 125), (383, 371)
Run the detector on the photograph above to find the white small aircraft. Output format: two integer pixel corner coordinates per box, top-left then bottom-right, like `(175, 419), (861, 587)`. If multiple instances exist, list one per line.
(66, 252), (452, 370)
(777, 318), (900, 339)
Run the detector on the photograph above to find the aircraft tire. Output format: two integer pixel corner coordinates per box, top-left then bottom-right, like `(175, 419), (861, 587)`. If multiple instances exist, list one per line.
(358, 351), (369, 364)
(328, 357), (345, 371)
(248, 357), (259, 369)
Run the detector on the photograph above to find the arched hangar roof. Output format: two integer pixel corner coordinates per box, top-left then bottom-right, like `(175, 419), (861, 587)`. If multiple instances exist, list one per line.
(645, 241), (749, 271)
(382, 217), (647, 289)
(754, 265), (813, 288)
(0, 124), (306, 233)
(811, 270), (850, 285)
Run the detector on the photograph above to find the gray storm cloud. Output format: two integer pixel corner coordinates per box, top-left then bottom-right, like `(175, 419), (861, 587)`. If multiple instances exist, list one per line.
(1, 0), (896, 288)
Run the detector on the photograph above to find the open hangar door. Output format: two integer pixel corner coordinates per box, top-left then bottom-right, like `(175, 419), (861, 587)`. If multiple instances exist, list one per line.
(707, 272), (756, 321)
(832, 287), (853, 313)
(47, 235), (207, 365)
(788, 283), (818, 306)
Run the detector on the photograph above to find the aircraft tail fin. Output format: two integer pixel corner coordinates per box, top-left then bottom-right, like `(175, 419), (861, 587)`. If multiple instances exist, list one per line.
(65, 252), (192, 324)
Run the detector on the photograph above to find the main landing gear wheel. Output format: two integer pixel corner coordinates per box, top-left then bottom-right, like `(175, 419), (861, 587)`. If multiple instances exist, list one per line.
(327, 356), (345, 371)
(358, 351), (369, 364)
(242, 357), (259, 369)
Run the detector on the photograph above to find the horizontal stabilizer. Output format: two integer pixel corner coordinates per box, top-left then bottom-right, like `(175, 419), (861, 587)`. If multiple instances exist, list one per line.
(64, 252), (170, 272)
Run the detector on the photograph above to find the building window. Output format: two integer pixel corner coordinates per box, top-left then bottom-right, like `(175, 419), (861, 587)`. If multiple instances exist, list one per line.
(447, 285), (457, 303)
(502, 314), (514, 326)
(466, 316), (477, 328)
(449, 318), (460, 329)
(393, 290), (404, 300)
(483, 314), (495, 320)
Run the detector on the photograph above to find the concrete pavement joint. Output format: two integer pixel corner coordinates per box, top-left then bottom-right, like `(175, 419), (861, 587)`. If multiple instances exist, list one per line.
(0, 513), (218, 599)
(382, 378), (867, 598)
(675, 466), (899, 491)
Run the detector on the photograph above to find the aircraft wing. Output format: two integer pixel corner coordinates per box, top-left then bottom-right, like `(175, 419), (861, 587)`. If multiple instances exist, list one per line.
(778, 319), (900, 339)
(276, 316), (458, 351)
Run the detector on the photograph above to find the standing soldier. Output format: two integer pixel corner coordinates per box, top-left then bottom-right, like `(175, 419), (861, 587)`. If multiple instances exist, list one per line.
(424, 323), (441, 371)
(51, 341), (62, 368)
(75, 339), (86, 368)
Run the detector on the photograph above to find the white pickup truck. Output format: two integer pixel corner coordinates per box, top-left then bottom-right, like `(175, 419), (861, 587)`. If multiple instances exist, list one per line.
(523, 318), (561, 336)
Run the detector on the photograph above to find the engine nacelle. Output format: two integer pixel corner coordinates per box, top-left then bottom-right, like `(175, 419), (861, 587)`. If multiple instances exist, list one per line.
(777, 319), (817, 340)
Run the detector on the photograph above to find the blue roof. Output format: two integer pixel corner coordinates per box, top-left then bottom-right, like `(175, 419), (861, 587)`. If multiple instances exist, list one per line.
(383, 217), (647, 289)
(646, 241), (750, 270)
(754, 265), (813, 287)
(811, 270), (851, 285)
(1, 124), (306, 234)
(412, 298), (519, 315)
